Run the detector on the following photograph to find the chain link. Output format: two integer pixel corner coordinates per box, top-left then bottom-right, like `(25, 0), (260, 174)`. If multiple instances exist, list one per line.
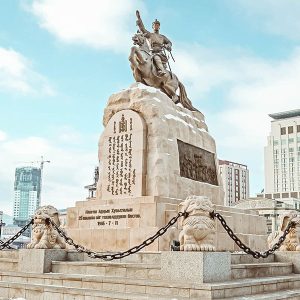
(49, 212), (186, 261)
(0, 220), (33, 250)
(0, 240), (14, 250)
(212, 211), (295, 258)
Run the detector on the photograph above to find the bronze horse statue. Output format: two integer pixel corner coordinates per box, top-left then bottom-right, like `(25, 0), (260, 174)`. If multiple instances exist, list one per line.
(129, 32), (197, 111)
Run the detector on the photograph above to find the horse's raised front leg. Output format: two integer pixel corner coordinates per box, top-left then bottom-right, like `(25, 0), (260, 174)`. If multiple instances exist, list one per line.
(129, 47), (138, 67)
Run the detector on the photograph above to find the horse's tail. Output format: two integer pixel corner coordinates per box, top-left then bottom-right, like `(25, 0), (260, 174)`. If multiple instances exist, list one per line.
(178, 81), (198, 112)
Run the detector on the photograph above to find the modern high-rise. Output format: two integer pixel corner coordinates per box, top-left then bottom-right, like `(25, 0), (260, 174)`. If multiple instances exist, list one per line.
(13, 167), (41, 223)
(219, 160), (249, 206)
(264, 109), (300, 200)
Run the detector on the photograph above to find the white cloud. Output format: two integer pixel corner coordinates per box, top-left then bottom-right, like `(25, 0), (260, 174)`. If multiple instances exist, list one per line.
(56, 125), (83, 144)
(0, 47), (54, 95)
(28, 0), (145, 53)
(0, 134), (97, 215)
(0, 130), (7, 142)
(174, 45), (300, 194)
(229, 0), (300, 40)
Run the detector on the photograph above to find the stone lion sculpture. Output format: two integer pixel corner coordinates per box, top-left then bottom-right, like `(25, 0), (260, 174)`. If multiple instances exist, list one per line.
(267, 210), (300, 251)
(179, 195), (216, 251)
(27, 205), (66, 249)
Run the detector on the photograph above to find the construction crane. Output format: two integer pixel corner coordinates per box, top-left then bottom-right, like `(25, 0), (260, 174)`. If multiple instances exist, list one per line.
(26, 156), (51, 171)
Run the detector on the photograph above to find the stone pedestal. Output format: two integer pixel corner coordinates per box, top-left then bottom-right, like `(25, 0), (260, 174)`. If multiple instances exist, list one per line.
(98, 83), (223, 204)
(161, 252), (231, 283)
(66, 83), (268, 253)
(67, 196), (180, 251)
(275, 252), (300, 273)
(18, 249), (67, 273)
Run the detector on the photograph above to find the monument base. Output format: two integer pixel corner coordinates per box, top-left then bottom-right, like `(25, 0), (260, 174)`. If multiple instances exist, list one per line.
(66, 83), (268, 253)
(66, 196), (268, 252)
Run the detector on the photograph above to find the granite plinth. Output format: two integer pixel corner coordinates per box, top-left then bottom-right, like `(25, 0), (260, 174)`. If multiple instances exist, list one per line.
(275, 252), (300, 273)
(161, 251), (231, 283)
(18, 249), (67, 273)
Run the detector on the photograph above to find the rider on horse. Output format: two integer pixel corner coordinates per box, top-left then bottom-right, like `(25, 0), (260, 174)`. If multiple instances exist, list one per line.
(136, 11), (172, 76)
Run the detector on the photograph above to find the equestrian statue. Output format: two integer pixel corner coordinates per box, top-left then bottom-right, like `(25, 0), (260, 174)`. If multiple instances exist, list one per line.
(129, 10), (197, 111)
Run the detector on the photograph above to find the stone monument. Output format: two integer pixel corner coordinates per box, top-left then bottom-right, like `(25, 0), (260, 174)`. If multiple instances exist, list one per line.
(65, 11), (268, 253)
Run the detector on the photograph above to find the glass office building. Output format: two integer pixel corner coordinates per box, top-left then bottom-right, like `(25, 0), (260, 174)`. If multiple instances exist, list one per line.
(13, 167), (41, 222)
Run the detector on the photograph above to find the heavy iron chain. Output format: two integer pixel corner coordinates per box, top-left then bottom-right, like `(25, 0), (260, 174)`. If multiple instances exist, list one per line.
(0, 219), (33, 250)
(211, 211), (296, 259)
(0, 240), (14, 250)
(2, 210), (293, 259)
(49, 211), (187, 261)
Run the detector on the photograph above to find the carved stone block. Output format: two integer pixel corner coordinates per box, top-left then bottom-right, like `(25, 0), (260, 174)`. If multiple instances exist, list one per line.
(178, 140), (218, 185)
(100, 109), (146, 200)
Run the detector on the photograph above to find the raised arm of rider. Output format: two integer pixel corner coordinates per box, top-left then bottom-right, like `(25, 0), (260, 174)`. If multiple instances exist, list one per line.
(136, 19), (151, 38)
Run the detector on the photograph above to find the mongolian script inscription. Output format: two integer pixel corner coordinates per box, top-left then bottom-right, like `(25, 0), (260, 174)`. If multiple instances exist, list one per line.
(177, 140), (218, 185)
(101, 110), (145, 200)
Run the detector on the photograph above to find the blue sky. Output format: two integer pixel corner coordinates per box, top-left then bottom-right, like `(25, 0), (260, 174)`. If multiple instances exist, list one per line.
(0, 0), (300, 215)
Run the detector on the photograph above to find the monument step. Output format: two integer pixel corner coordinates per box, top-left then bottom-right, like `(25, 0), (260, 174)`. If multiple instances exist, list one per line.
(66, 250), (162, 265)
(231, 253), (275, 264)
(1, 271), (300, 299)
(0, 258), (18, 272)
(0, 282), (189, 300)
(231, 262), (293, 279)
(51, 261), (161, 279)
(218, 288), (300, 299)
(0, 250), (19, 259)
(0, 280), (190, 300)
(210, 274), (300, 299)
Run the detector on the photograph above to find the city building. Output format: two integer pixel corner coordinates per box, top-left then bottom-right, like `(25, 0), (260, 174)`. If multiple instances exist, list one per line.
(219, 160), (249, 206)
(1, 224), (22, 236)
(264, 109), (300, 201)
(234, 196), (298, 234)
(13, 167), (41, 228)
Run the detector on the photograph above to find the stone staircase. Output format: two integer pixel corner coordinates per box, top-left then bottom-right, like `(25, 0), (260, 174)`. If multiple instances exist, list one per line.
(0, 250), (300, 299)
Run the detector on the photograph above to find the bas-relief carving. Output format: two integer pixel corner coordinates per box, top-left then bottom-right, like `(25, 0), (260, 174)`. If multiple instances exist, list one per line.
(179, 196), (216, 251)
(177, 140), (218, 185)
(27, 205), (66, 249)
(101, 110), (146, 200)
(268, 211), (300, 251)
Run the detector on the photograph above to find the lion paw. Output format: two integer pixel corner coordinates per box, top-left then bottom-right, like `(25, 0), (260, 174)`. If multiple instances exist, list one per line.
(183, 244), (201, 251)
(198, 244), (216, 252)
(34, 242), (48, 249)
(27, 243), (36, 249)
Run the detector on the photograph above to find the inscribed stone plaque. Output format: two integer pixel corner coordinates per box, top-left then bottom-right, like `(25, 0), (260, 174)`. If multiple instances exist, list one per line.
(101, 110), (146, 200)
(177, 140), (218, 185)
(78, 205), (141, 229)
